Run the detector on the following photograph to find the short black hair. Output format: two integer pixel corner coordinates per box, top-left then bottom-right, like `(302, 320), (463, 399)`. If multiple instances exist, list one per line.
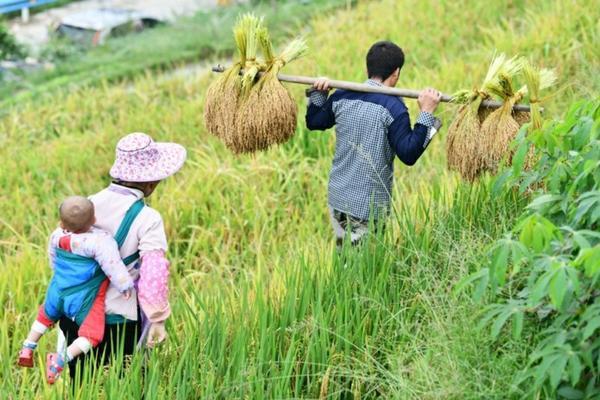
(366, 41), (405, 80)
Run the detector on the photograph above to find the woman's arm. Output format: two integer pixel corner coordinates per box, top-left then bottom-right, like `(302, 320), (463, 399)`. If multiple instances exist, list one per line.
(136, 209), (171, 346)
(137, 250), (171, 323)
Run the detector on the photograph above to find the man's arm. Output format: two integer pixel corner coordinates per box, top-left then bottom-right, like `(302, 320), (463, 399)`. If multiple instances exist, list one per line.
(387, 87), (441, 166)
(387, 111), (434, 166)
(305, 78), (336, 131)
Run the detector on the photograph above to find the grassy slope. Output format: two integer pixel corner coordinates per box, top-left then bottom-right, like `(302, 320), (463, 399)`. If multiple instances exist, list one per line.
(0, 0), (598, 398)
(0, 0), (350, 107)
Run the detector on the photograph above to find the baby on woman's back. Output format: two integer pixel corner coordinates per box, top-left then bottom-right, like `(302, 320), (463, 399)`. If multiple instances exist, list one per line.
(18, 196), (133, 384)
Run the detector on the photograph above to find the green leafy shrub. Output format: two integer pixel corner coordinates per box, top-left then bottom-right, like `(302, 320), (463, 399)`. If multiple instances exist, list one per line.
(459, 99), (600, 398)
(0, 21), (24, 60)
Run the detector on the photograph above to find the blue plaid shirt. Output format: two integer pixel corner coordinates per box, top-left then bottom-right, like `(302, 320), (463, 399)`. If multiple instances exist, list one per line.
(306, 80), (436, 221)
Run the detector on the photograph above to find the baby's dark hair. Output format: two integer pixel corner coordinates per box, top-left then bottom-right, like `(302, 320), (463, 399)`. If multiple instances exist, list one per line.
(366, 41), (405, 80)
(59, 196), (95, 233)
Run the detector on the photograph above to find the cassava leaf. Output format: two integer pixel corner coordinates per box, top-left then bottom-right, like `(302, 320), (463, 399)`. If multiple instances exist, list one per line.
(549, 267), (568, 309)
(512, 310), (524, 340)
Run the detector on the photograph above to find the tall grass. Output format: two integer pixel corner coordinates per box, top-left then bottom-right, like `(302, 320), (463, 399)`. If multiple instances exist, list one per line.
(0, 0), (598, 398)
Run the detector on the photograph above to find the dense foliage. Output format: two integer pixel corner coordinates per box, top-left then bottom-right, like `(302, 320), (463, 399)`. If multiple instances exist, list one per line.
(0, 22), (24, 61)
(462, 100), (600, 398)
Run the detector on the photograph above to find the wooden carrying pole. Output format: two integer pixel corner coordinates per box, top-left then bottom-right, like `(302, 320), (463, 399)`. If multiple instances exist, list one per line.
(211, 65), (533, 112)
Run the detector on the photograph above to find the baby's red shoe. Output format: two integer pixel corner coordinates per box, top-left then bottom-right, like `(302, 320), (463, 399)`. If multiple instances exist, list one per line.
(46, 353), (63, 384)
(17, 348), (34, 368)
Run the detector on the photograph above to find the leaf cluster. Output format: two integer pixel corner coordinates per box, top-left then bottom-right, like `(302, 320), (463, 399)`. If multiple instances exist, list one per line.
(457, 100), (600, 398)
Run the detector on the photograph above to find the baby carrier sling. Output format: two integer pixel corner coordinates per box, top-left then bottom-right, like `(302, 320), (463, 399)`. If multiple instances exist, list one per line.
(44, 200), (144, 326)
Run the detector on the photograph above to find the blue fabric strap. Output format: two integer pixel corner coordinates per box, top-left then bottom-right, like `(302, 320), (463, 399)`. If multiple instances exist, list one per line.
(114, 199), (145, 248)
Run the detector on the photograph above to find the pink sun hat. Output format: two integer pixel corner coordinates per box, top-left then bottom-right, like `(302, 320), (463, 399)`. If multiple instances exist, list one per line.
(110, 132), (187, 182)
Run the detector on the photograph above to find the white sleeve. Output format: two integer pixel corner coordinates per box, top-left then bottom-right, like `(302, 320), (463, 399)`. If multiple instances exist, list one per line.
(47, 228), (62, 270)
(138, 209), (168, 256)
(92, 234), (134, 293)
(47, 236), (55, 270)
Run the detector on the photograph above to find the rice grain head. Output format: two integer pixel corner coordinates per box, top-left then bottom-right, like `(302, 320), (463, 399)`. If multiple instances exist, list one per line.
(204, 64), (242, 141)
(454, 55), (527, 177)
(233, 37), (307, 153)
(480, 96), (522, 173)
(446, 54), (523, 181)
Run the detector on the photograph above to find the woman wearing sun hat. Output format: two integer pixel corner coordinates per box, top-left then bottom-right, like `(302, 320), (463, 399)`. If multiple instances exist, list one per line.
(57, 132), (186, 381)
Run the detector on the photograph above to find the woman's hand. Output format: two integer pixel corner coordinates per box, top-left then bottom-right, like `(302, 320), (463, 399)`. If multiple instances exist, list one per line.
(147, 322), (167, 347)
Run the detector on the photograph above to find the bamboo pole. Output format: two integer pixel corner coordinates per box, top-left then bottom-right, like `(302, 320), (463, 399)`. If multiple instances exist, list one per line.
(211, 65), (533, 112)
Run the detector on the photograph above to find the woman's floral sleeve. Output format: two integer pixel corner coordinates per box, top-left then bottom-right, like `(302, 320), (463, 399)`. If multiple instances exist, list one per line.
(137, 250), (171, 323)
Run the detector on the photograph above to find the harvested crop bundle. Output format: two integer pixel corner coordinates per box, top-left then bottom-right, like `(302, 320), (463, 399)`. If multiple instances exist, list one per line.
(478, 55), (526, 173)
(479, 60), (556, 173)
(204, 13), (307, 154)
(203, 15), (258, 143)
(203, 64), (242, 141)
(479, 92), (525, 173)
(446, 54), (521, 181)
(234, 35), (307, 153)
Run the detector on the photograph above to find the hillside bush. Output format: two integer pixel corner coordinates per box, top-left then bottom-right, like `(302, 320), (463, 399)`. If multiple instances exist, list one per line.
(0, 22), (24, 60)
(459, 99), (600, 398)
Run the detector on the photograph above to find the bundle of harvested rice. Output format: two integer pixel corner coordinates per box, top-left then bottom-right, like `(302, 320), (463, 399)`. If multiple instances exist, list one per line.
(204, 13), (307, 154)
(479, 56), (527, 173)
(446, 54), (521, 181)
(234, 34), (307, 153)
(479, 60), (556, 173)
(203, 15), (257, 142)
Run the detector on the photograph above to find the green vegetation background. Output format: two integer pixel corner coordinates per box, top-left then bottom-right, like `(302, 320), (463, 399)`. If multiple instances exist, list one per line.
(0, 0), (598, 398)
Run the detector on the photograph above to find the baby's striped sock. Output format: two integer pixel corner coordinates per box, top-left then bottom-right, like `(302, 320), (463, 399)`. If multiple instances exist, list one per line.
(22, 340), (37, 350)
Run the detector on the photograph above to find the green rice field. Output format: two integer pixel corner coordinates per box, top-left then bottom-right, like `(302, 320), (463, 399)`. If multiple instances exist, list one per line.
(0, 0), (598, 398)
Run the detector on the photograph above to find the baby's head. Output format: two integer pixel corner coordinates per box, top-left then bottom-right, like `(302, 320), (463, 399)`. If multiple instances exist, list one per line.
(59, 196), (95, 233)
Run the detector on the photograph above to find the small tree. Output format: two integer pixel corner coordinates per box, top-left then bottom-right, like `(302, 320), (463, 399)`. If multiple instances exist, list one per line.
(0, 21), (25, 60)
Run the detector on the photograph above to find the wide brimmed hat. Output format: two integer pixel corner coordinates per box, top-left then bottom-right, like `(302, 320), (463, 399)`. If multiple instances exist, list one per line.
(110, 132), (187, 182)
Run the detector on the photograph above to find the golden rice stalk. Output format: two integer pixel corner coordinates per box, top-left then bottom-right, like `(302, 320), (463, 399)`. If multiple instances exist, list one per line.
(481, 58), (557, 175)
(204, 14), (257, 141)
(203, 64), (242, 141)
(259, 25), (274, 64)
(479, 94), (522, 173)
(484, 56), (524, 99)
(239, 14), (264, 99)
(480, 70), (531, 172)
(233, 37), (307, 153)
(446, 54), (521, 180)
(522, 62), (557, 130)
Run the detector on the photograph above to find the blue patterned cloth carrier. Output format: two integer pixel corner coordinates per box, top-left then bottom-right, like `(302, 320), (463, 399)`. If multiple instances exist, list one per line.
(43, 199), (144, 326)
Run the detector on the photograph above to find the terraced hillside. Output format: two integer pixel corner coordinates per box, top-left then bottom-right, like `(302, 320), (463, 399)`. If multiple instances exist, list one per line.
(0, 0), (598, 398)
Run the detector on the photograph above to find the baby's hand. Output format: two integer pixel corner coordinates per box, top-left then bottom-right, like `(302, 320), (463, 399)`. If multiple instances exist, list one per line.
(122, 288), (132, 300)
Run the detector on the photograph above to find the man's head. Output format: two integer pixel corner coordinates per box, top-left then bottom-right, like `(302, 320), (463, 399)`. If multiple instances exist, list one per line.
(59, 196), (95, 233)
(366, 41), (405, 87)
